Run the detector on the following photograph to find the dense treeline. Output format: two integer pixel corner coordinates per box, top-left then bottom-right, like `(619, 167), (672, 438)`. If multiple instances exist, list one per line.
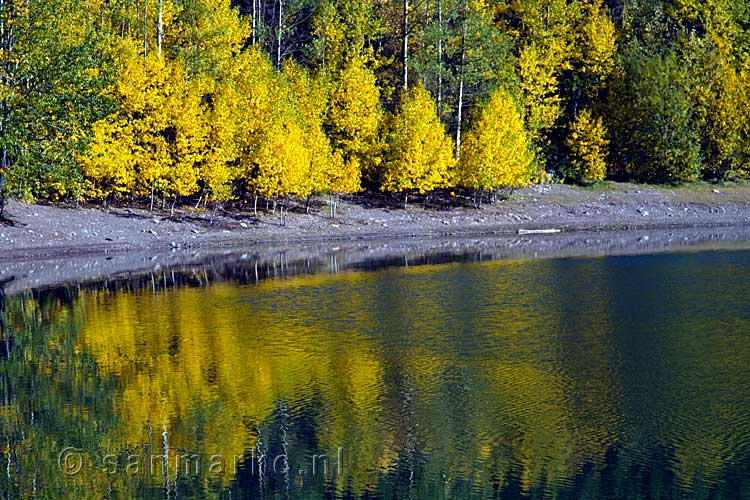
(1, 0), (750, 212)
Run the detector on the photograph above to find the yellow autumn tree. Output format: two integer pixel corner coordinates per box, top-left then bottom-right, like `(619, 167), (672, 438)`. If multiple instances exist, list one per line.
(243, 66), (319, 212)
(251, 113), (310, 201)
(200, 77), (240, 202)
(84, 41), (209, 209)
(284, 62), (341, 201)
(381, 85), (454, 206)
(712, 67), (750, 176)
(81, 0), (251, 206)
(577, 4), (617, 87)
(80, 118), (137, 200)
(519, 43), (565, 136)
(514, 0), (579, 137)
(164, 71), (209, 205)
(81, 41), (173, 206)
(565, 109), (609, 183)
(185, 0), (250, 203)
(218, 47), (278, 204)
(459, 88), (536, 195)
(325, 57), (383, 190)
(691, 38), (750, 179)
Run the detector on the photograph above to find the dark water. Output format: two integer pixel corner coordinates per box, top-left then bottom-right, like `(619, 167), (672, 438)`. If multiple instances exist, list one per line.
(1, 250), (749, 499)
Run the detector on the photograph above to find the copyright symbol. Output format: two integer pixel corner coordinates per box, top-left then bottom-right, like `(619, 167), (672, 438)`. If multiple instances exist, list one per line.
(58, 447), (84, 476)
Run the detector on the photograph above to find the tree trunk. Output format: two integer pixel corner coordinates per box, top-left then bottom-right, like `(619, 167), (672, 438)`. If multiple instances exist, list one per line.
(455, 3), (467, 159)
(170, 194), (177, 218)
(150, 185), (155, 212)
(474, 188), (482, 209)
(0, 282), (7, 358)
(404, 193), (409, 209)
(403, 0), (409, 90)
(252, 0), (257, 45)
(437, 0), (443, 116)
(143, 0), (148, 58)
(276, 0), (283, 68)
(254, 194), (258, 215)
(0, 149), (6, 218)
(157, 0), (163, 57)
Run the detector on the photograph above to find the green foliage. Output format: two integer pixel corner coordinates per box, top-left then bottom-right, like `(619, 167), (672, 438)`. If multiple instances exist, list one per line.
(0, 0), (113, 201)
(688, 37), (750, 179)
(7, 0), (750, 207)
(608, 49), (702, 183)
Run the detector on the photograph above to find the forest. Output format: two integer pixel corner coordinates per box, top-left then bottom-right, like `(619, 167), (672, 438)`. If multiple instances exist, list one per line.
(1, 0), (749, 212)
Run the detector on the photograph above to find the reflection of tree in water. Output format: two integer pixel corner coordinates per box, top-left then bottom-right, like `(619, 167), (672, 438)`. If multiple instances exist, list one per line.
(0, 280), (10, 359)
(1, 255), (750, 499)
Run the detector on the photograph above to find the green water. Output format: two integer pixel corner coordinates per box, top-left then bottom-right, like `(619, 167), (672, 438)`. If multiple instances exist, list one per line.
(1, 250), (749, 499)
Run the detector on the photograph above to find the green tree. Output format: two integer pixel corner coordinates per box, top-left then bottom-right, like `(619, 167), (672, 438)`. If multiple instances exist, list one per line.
(608, 49), (702, 183)
(0, 0), (112, 202)
(309, 0), (383, 72)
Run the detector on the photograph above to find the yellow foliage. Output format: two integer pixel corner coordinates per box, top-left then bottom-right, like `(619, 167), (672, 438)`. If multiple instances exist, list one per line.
(251, 113), (311, 199)
(83, 41), (207, 200)
(200, 80), (240, 201)
(80, 0), (253, 203)
(459, 88), (536, 190)
(191, 0), (250, 74)
(326, 57), (383, 188)
(285, 63), (345, 196)
(519, 43), (564, 134)
(231, 56), (339, 200)
(565, 109), (609, 183)
(578, 5), (617, 85)
(381, 86), (455, 195)
(167, 73), (209, 198)
(80, 119), (137, 198)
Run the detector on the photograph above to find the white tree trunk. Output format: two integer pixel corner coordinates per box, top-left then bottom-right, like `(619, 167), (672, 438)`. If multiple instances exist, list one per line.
(276, 0), (283, 68)
(437, 0), (443, 116)
(403, 0), (409, 90)
(157, 0), (163, 57)
(455, 5), (467, 159)
(143, 0), (148, 58)
(252, 0), (257, 45)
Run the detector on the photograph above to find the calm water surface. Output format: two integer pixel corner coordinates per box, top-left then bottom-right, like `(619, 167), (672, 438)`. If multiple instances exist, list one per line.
(1, 250), (749, 499)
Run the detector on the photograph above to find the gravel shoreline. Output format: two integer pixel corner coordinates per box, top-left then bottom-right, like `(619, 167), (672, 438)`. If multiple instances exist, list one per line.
(3, 226), (750, 296)
(2, 181), (750, 264)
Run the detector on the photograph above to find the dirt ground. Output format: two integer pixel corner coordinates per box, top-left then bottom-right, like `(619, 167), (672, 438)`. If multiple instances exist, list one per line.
(2, 181), (750, 262)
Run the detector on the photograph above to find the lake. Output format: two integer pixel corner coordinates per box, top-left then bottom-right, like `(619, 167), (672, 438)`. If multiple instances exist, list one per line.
(1, 248), (749, 499)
